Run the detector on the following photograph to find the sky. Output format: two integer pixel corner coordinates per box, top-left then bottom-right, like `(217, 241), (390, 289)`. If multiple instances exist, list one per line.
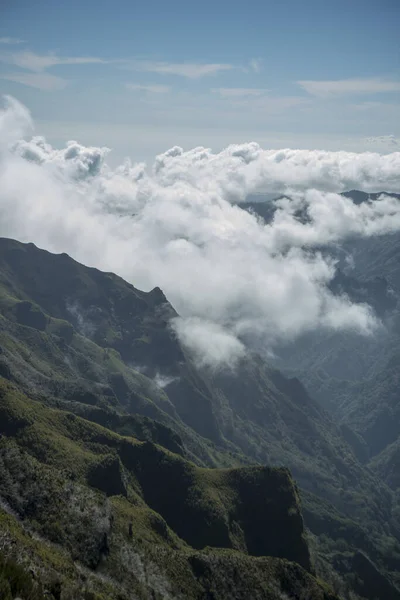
(0, 0), (399, 163)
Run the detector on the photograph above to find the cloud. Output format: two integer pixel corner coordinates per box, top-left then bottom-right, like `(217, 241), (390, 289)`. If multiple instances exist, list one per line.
(212, 88), (267, 97)
(149, 143), (400, 196)
(0, 51), (107, 91)
(0, 51), (234, 96)
(0, 95), (33, 145)
(12, 136), (110, 178)
(0, 51), (236, 80)
(0, 72), (67, 91)
(2, 96), (400, 366)
(249, 58), (262, 73)
(365, 135), (399, 147)
(121, 60), (234, 79)
(153, 372), (178, 388)
(298, 77), (400, 97)
(265, 191), (400, 253)
(0, 37), (26, 45)
(66, 300), (96, 338)
(172, 318), (245, 369)
(0, 51), (106, 72)
(126, 83), (170, 94)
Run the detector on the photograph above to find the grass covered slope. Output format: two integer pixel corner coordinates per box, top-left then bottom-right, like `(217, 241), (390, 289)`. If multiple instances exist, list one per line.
(0, 377), (335, 599)
(0, 239), (235, 467)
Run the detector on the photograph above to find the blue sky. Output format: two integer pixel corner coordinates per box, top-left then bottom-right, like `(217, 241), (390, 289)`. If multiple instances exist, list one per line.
(0, 0), (399, 163)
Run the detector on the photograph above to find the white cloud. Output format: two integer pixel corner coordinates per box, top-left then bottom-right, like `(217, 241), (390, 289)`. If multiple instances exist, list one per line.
(172, 318), (245, 370)
(0, 96), (33, 145)
(0, 72), (67, 91)
(121, 60), (234, 79)
(149, 143), (400, 196)
(0, 50), (107, 92)
(2, 96), (400, 366)
(0, 37), (26, 45)
(153, 372), (178, 388)
(266, 190), (400, 253)
(126, 83), (170, 94)
(0, 51), (236, 80)
(12, 135), (110, 178)
(298, 77), (400, 97)
(0, 51), (106, 72)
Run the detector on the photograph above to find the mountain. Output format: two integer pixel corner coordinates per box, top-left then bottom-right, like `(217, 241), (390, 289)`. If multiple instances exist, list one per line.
(257, 192), (400, 457)
(0, 236), (399, 599)
(242, 191), (400, 458)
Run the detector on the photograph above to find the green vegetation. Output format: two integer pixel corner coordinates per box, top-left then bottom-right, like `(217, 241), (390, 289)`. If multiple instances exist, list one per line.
(0, 551), (45, 600)
(0, 378), (332, 599)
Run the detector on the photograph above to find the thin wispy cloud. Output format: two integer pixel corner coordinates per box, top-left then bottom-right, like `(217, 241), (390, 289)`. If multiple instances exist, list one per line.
(1, 52), (235, 79)
(121, 60), (235, 79)
(298, 77), (400, 96)
(0, 50), (107, 92)
(0, 51), (107, 72)
(212, 88), (267, 97)
(0, 37), (26, 45)
(126, 83), (170, 94)
(0, 72), (67, 91)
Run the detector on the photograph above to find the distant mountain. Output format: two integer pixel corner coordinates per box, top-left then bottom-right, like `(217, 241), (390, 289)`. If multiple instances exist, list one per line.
(243, 190), (400, 578)
(342, 190), (400, 204)
(263, 192), (400, 448)
(0, 237), (399, 598)
(242, 190), (400, 415)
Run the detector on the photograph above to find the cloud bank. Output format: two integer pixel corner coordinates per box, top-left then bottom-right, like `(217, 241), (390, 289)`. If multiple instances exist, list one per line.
(1, 96), (400, 367)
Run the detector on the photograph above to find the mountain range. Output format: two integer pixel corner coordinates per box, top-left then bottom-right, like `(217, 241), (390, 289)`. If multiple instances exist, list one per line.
(1, 189), (400, 600)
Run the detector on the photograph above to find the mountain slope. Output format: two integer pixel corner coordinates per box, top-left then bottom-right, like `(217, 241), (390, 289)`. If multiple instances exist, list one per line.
(0, 377), (336, 599)
(0, 237), (399, 598)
